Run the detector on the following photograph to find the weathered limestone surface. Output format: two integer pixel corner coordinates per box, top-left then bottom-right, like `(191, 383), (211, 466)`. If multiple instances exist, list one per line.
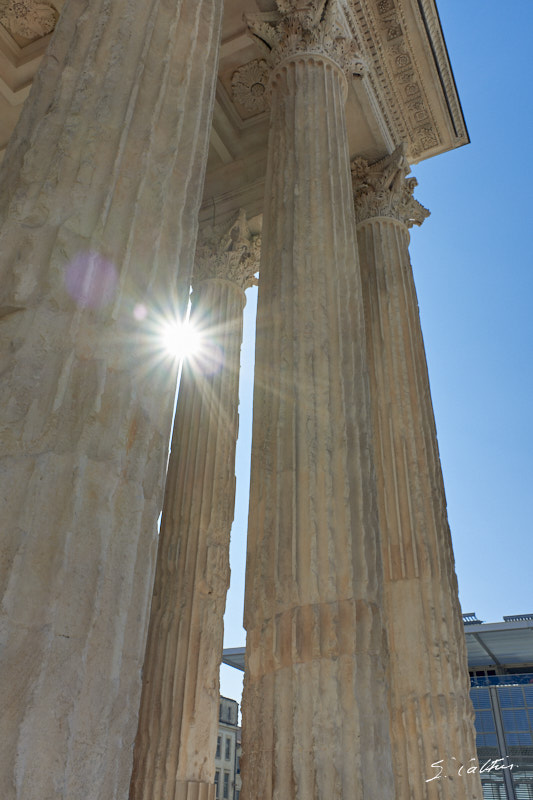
(353, 147), (482, 798)
(130, 211), (259, 800)
(241, 3), (394, 799)
(0, 1), (223, 798)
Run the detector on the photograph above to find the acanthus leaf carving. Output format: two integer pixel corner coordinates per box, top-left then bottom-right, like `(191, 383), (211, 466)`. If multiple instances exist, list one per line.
(245, 0), (365, 85)
(194, 209), (260, 292)
(351, 143), (430, 227)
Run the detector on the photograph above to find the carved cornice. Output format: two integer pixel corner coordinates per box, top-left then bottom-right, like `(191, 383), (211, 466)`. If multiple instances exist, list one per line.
(351, 143), (429, 227)
(374, 0), (440, 154)
(245, 0), (365, 86)
(194, 209), (260, 292)
(413, 0), (468, 144)
(342, 0), (468, 161)
(0, 0), (57, 40)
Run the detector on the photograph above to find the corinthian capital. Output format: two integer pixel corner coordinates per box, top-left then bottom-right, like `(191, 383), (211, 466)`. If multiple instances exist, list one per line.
(194, 210), (260, 292)
(351, 144), (430, 227)
(245, 0), (365, 82)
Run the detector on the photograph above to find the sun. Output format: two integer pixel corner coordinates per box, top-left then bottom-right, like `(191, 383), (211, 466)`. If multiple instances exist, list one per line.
(161, 319), (203, 361)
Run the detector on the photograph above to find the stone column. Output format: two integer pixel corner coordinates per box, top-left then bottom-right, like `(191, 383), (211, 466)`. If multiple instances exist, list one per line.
(241, 3), (394, 799)
(352, 146), (482, 799)
(130, 211), (259, 800)
(0, 2), (223, 799)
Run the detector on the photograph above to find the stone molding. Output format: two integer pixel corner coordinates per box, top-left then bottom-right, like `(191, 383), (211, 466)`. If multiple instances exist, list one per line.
(351, 143), (429, 227)
(342, 0), (468, 161)
(194, 209), (260, 291)
(372, 0), (440, 154)
(416, 0), (468, 143)
(245, 0), (365, 86)
(0, 0), (57, 40)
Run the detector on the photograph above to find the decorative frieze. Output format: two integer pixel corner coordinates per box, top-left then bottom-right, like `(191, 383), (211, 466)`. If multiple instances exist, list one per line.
(246, 0), (365, 85)
(373, 0), (440, 155)
(194, 209), (260, 291)
(0, 0), (57, 40)
(351, 143), (430, 226)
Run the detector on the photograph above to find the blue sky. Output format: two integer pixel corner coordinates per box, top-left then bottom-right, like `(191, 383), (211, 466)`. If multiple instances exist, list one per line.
(220, 0), (533, 703)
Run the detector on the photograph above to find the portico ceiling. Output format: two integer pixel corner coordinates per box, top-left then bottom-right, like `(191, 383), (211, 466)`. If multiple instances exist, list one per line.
(1, 0), (468, 218)
(204, 0), (468, 222)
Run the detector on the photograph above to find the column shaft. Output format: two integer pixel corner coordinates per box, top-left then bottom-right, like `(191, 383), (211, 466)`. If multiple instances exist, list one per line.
(130, 214), (258, 800)
(354, 152), (482, 798)
(242, 8), (394, 799)
(0, 2), (223, 798)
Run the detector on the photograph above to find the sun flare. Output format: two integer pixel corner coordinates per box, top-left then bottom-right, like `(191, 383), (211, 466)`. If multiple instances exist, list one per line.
(161, 319), (203, 361)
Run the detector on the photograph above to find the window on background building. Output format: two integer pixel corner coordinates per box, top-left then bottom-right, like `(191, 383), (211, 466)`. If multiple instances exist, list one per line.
(498, 682), (533, 796)
(471, 677), (533, 799)
(225, 736), (231, 760)
(223, 771), (229, 799)
(216, 736), (221, 759)
(214, 771), (220, 799)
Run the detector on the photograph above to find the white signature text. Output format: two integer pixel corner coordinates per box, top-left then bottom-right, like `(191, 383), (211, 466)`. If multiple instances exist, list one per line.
(426, 757), (514, 782)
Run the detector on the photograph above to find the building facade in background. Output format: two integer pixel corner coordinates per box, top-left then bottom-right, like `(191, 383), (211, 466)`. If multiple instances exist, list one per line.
(464, 613), (533, 800)
(223, 614), (533, 800)
(215, 697), (241, 800)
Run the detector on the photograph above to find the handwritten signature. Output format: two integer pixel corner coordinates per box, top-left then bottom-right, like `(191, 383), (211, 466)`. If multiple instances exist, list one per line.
(426, 757), (514, 782)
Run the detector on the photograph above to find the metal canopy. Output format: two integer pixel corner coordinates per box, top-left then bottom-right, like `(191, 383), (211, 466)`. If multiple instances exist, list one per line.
(465, 620), (533, 669)
(223, 619), (533, 673)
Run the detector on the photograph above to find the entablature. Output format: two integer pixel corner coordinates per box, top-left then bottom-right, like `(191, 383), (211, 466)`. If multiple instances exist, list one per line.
(0, 0), (468, 224)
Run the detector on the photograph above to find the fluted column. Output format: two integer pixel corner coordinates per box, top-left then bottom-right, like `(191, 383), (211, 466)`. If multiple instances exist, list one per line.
(0, 2), (223, 798)
(352, 147), (482, 799)
(241, 3), (394, 799)
(130, 211), (259, 800)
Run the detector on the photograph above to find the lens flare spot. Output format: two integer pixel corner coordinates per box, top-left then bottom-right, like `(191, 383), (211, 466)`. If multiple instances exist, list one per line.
(195, 342), (225, 376)
(65, 252), (118, 309)
(133, 303), (148, 321)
